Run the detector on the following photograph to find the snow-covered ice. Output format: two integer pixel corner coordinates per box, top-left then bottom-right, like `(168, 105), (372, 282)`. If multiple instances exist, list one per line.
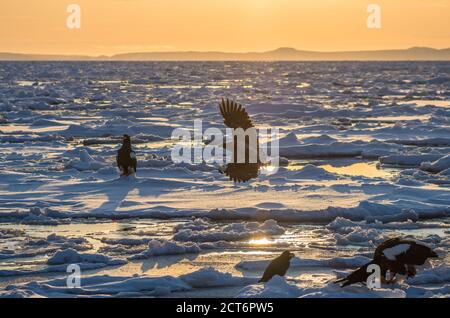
(0, 61), (448, 298)
(235, 276), (407, 298)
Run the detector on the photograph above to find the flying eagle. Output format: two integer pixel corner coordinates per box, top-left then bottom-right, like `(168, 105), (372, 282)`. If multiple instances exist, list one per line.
(117, 134), (137, 176)
(259, 251), (295, 283)
(336, 237), (438, 287)
(218, 98), (264, 182)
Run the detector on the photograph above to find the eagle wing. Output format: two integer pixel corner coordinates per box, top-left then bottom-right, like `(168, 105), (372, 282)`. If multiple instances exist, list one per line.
(219, 98), (254, 130)
(374, 237), (402, 260)
(395, 242), (438, 265)
(259, 257), (284, 283)
(130, 151), (137, 172)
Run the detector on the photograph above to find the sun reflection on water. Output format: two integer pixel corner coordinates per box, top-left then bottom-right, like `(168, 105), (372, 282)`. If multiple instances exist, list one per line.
(248, 237), (273, 245)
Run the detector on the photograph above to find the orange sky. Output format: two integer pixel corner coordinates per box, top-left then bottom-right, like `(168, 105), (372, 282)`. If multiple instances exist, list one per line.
(0, 0), (449, 55)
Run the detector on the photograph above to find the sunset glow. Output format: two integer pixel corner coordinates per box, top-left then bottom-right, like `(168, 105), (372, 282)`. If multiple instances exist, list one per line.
(0, 0), (449, 55)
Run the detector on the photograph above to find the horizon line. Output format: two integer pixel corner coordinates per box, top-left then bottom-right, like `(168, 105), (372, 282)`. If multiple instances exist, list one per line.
(1, 46), (450, 58)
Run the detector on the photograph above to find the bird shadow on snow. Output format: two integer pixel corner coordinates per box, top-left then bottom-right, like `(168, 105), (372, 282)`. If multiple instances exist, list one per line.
(139, 253), (199, 273)
(1, 179), (48, 194)
(52, 175), (197, 214)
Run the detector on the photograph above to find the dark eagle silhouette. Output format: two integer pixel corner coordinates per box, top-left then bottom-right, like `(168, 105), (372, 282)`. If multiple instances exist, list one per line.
(259, 251), (295, 283)
(335, 237), (438, 287)
(218, 98), (264, 183)
(219, 98), (254, 131)
(117, 134), (137, 176)
(219, 163), (261, 183)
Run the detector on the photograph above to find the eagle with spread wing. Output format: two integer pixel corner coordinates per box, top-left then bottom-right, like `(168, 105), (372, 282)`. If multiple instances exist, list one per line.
(218, 98), (264, 183)
(219, 98), (254, 130)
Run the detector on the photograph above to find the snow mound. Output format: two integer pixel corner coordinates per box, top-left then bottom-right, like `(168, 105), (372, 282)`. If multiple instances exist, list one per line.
(236, 276), (302, 298)
(173, 219), (285, 242)
(421, 154), (450, 173)
(406, 285), (450, 298)
(406, 265), (450, 285)
(66, 149), (105, 171)
(439, 168), (450, 176)
(0, 267), (255, 298)
(205, 200), (448, 224)
(334, 227), (387, 247)
(0, 289), (45, 298)
(21, 207), (60, 225)
(180, 267), (256, 288)
(278, 140), (400, 159)
(278, 132), (299, 145)
(173, 217), (210, 232)
(328, 217), (448, 231)
(235, 276), (405, 298)
(380, 154), (443, 167)
(47, 248), (126, 266)
(129, 240), (201, 260)
(236, 255), (370, 271)
(284, 164), (339, 180)
(28, 233), (92, 251)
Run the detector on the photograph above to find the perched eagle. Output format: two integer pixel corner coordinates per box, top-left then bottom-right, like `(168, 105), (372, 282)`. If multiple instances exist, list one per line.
(218, 98), (264, 182)
(117, 134), (137, 176)
(336, 237), (438, 287)
(259, 251), (295, 283)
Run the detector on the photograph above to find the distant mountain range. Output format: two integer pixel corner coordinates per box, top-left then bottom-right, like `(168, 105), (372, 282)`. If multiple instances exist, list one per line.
(1, 47), (450, 61)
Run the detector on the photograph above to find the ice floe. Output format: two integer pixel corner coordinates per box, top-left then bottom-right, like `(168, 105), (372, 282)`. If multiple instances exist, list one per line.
(236, 255), (371, 271)
(0, 267), (256, 298)
(0, 248), (126, 277)
(66, 149), (106, 171)
(406, 265), (450, 285)
(421, 154), (450, 173)
(1, 61), (449, 298)
(235, 276), (406, 298)
(129, 240), (201, 259)
(173, 219), (285, 242)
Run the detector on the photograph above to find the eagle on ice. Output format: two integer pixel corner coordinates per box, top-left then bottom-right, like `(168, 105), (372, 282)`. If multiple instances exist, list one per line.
(259, 251), (295, 283)
(336, 237), (438, 287)
(117, 134), (137, 176)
